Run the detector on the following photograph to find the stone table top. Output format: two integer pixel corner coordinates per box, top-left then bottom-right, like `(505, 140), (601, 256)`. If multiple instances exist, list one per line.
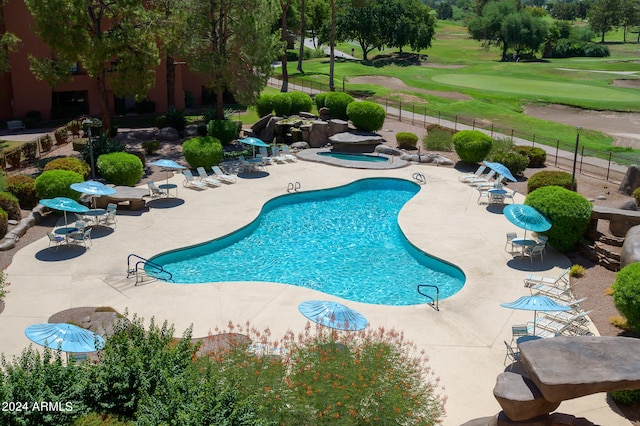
(329, 131), (385, 144)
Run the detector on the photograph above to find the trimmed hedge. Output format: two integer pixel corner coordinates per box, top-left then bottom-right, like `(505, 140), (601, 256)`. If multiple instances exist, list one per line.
(43, 157), (90, 179)
(487, 150), (529, 177)
(525, 186), (592, 252)
(452, 130), (492, 164)
(0, 192), (21, 221)
(96, 152), (143, 187)
(633, 187), (640, 206)
(346, 101), (386, 132)
(289, 92), (313, 115)
(254, 94), (274, 118)
(0, 208), (7, 239)
(34, 170), (84, 200)
(183, 136), (223, 169)
(314, 92), (328, 111)
(514, 145), (546, 168)
(157, 108), (186, 131)
(527, 170), (574, 193)
(6, 174), (37, 209)
(395, 132), (419, 149)
(612, 263), (640, 334)
(272, 93), (292, 116)
(324, 92), (355, 120)
(207, 120), (240, 145)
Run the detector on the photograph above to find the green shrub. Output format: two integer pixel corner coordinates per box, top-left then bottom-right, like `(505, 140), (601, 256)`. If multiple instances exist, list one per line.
(525, 186), (592, 252)
(527, 170), (574, 192)
(54, 127), (69, 145)
(488, 150), (529, 177)
(158, 108), (186, 131)
(423, 125), (455, 151)
(0, 208), (7, 239)
(514, 145), (546, 167)
(81, 133), (125, 169)
(346, 101), (386, 132)
(314, 92), (328, 110)
(141, 140), (160, 154)
(396, 132), (419, 149)
(552, 39), (610, 58)
(72, 138), (87, 152)
(633, 187), (640, 206)
(39, 134), (53, 152)
(324, 92), (354, 119)
(43, 157), (90, 179)
(207, 119), (240, 145)
(6, 174), (37, 209)
(254, 94), (274, 118)
(182, 136), (223, 169)
(289, 92), (313, 115)
(82, 118), (103, 138)
(612, 263), (640, 334)
(611, 389), (640, 406)
(271, 93), (292, 116)
(96, 152), (143, 186)
(0, 191), (21, 221)
(21, 141), (38, 164)
(34, 169), (84, 200)
(452, 130), (493, 164)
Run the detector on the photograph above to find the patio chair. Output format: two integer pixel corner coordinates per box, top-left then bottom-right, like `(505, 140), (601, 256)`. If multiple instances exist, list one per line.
(147, 181), (166, 198)
(196, 167), (222, 187)
(459, 165), (486, 182)
(477, 187), (489, 205)
(503, 189), (517, 204)
(524, 243), (545, 263)
(510, 324), (529, 345)
(505, 232), (518, 252)
(100, 203), (117, 228)
(280, 145), (298, 162)
(47, 232), (65, 250)
(182, 170), (208, 190)
(503, 340), (521, 370)
(524, 268), (570, 288)
(211, 166), (237, 184)
(69, 227), (92, 247)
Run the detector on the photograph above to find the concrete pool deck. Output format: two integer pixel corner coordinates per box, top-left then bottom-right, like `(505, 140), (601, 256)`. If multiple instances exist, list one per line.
(0, 158), (630, 425)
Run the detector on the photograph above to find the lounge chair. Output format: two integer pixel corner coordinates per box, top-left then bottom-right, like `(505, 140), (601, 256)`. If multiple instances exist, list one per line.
(530, 311), (593, 337)
(270, 146), (286, 163)
(467, 170), (496, 186)
(530, 279), (580, 302)
(182, 170), (208, 190)
(212, 166), (237, 184)
(524, 268), (570, 288)
(258, 147), (274, 165)
(147, 181), (167, 198)
(196, 167), (222, 187)
(280, 145), (297, 162)
(459, 165), (486, 182)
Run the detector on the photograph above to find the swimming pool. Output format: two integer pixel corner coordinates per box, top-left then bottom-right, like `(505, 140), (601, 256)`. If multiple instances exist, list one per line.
(318, 152), (389, 162)
(148, 178), (465, 306)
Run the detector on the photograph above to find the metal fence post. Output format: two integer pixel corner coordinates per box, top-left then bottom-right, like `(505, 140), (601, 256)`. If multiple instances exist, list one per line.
(454, 115), (457, 130)
(579, 146), (585, 173)
(412, 104), (415, 125)
(555, 140), (559, 166)
(607, 152), (612, 181)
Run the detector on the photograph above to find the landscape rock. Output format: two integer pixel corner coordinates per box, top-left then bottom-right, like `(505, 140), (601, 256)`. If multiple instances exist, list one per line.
(329, 131), (384, 153)
(618, 200), (638, 211)
(156, 127), (179, 141)
(299, 111), (317, 119)
(618, 164), (640, 196)
(251, 113), (272, 135)
(261, 116), (281, 144)
(318, 107), (331, 121)
(375, 144), (402, 156)
(621, 225), (640, 268)
(184, 124), (200, 137)
(291, 141), (309, 150)
(423, 153), (454, 165)
(308, 120), (328, 148)
(327, 119), (349, 137)
(493, 372), (560, 421)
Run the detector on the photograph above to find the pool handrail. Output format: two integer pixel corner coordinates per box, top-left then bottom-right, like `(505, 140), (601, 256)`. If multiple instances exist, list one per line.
(127, 253), (173, 285)
(417, 284), (440, 311)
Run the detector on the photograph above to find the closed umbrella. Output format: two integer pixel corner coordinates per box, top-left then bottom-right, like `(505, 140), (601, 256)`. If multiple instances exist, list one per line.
(500, 295), (570, 336)
(483, 161), (517, 183)
(148, 159), (186, 184)
(25, 323), (104, 353)
(70, 181), (116, 208)
(39, 197), (89, 227)
(503, 204), (551, 240)
(298, 300), (368, 331)
(239, 137), (269, 158)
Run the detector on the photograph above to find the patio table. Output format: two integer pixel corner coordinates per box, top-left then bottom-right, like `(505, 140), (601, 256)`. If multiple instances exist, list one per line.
(159, 183), (178, 198)
(512, 238), (537, 257)
(82, 208), (107, 225)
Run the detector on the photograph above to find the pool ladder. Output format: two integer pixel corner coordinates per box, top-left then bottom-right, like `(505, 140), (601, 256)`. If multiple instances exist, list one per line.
(417, 284), (439, 311)
(287, 181), (301, 192)
(412, 172), (426, 185)
(127, 254), (173, 285)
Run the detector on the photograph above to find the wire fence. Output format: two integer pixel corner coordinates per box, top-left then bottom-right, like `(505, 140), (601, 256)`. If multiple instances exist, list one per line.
(274, 75), (634, 184)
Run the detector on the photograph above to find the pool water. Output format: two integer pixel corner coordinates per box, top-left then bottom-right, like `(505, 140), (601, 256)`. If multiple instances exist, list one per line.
(149, 178), (465, 306)
(318, 152), (389, 162)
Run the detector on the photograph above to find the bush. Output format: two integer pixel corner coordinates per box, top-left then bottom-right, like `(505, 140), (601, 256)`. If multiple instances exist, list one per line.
(182, 136), (223, 169)
(253, 94), (274, 118)
(271, 93), (292, 116)
(43, 157), (90, 179)
(488, 150), (529, 177)
(314, 92), (328, 110)
(346, 101), (386, 132)
(82, 118), (103, 138)
(39, 135), (53, 152)
(34, 169), (84, 200)
(452, 130), (493, 164)
(0, 208), (6, 238)
(527, 170), (574, 192)
(21, 141), (38, 164)
(289, 92), (313, 115)
(525, 186), (592, 252)
(54, 127), (69, 145)
(0, 192), (20, 221)
(96, 152), (143, 186)
(551, 39), (610, 58)
(423, 125), (455, 151)
(324, 92), (354, 119)
(141, 140), (160, 154)
(612, 263), (640, 334)
(611, 389), (640, 406)
(633, 187), (640, 206)
(81, 133), (125, 169)
(6, 174), (37, 209)
(396, 132), (419, 149)
(72, 138), (87, 152)
(158, 108), (186, 132)
(207, 119), (240, 145)
(514, 145), (546, 167)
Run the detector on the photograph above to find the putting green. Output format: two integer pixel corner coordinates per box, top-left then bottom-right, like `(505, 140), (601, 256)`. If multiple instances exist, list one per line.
(432, 74), (638, 102)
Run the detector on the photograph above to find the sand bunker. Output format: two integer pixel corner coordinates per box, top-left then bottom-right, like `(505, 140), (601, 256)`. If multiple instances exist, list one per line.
(349, 75), (471, 101)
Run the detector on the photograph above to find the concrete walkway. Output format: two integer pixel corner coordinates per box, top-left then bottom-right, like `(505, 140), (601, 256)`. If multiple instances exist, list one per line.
(0, 159), (630, 425)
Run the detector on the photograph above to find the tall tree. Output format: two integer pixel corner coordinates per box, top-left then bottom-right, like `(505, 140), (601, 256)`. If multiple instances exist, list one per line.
(620, 0), (640, 42)
(297, 0), (306, 72)
(280, 0), (293, 92)
(25, 0), (160, 131)
(184, 0), (279, 119)
(306, 0), (330, 48)
(467, 0), (521, 60)
(501, 11), (548, 56)
(0, 2), (19, 75)
(587, 0), (622, 42)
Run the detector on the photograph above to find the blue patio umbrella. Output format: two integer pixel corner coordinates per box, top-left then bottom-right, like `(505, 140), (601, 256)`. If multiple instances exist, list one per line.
(483, 161), (517, 183)
(503, 204), (552, 239)
(25, 323), (105, 353)
(500, 295), (571, 336)
(148, 159), (186, 184)
(298, 300), (368, 331)
(70, 181), (116, 208)
(39, 197), (89, 226)
(239, 137), (269, 158)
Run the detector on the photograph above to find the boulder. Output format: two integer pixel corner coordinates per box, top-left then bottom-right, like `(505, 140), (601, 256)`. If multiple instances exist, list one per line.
(591, 205), (640, 237)
(493, 372), (560, 421)
(375, 144), (402, 156)
(156, 127), (179, 141)
(318, 107), (331, 121)
(618, 164), (640, 196)
(328, 119), (349, 137)
(621, 225), (640, 267)
(329, 131), (385, 153)
(309, 121), (329, 148)
(260, 116), (281, 144)
(300, 124), (312, 142)
(291, 141), (310, 150)
(422, 153), (454, 165)
(299, 111), (317, 120)
(618, 200), (638, 211)
(251, 113), (272, 134)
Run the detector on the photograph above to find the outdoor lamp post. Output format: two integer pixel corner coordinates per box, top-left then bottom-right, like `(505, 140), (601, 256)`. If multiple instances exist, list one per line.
(571, 126), (581, 191)
(83, 118), (95, 180)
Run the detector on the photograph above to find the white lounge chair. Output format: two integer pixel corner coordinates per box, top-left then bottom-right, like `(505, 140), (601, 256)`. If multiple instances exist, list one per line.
(182, 170), (208, 190)
(524, 268), (570, 288)
(258, 147), (273, 165)
(467, 170), (496, 186)
(211, 166), (237, 184)
(196, 167), (222, 187)
(530, 311), (593, 337)
(270, 146), (286, 163)
(280, 145), (297, 162)
(459, 165), (486, 182)
(530, 279), (580, 302)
